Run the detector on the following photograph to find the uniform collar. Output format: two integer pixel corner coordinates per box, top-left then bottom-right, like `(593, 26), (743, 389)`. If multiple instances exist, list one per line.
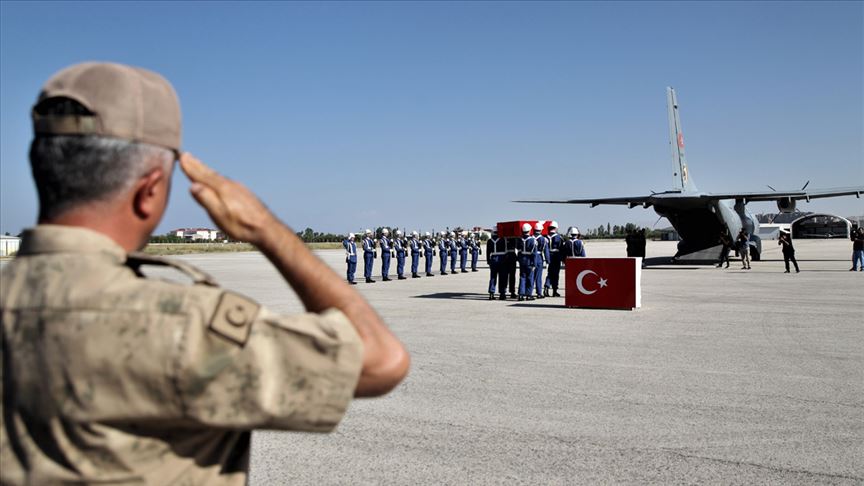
(17, 225), (127, 263)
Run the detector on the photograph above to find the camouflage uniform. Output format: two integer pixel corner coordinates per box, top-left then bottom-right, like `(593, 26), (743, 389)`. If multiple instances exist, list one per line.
(0, 225), (363, 485)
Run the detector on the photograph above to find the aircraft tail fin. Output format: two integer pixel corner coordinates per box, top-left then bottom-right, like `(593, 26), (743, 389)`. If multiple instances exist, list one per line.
(667, 87), (698, 192)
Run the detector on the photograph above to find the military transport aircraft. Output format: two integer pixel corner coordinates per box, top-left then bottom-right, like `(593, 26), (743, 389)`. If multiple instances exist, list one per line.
(516, 87), (863, 262)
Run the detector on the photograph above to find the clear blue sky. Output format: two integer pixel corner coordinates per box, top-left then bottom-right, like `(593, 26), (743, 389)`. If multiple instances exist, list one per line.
(2, 1), (862, 236)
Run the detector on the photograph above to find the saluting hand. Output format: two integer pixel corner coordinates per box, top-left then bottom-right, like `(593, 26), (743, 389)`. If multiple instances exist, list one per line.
(179, 153), (277, 246)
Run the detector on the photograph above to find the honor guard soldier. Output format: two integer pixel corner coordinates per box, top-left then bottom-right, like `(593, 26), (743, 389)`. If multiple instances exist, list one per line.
(409, 231), (422, 278)
(533, 222), (550, 299)
(470, 232), (481, 272)
(379, 228), (393, 281)
(458, 231), (469, 273)
(449, 231), (459, 274)
(487, 228), (507, 300)
(504, 233), (519, 299)
(424, 232), (436, 276)
(563, 226), (586, 258)
(517, 223), (537, 301)
(438, 231), (449, 275)
(0, 62), (409, 485)
(363, 228), (377, 283)
(544, 221), (564, 297)
(343, 232), (358, 284)
(394, 230), (407, 280)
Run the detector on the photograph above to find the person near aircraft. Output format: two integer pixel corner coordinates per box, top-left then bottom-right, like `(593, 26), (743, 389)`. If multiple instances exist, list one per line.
(362, 229), (377, 283)
(343, 232), (358, 284)
(717, 231), (731, 269)
(424, 232), (436, 276)
(438, 231), (449, 275)
(777, 229), (799, 273)
(563, 227), (586, 258)
(533, 222), (550, 299)
(544, 221), (564, 297)
(737, 228), (751, 270)
(517, 223), (537, 301)
(851, 227), (864, 272)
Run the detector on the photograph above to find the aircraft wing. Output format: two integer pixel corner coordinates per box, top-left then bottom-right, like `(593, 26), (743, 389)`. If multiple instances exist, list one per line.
(513, 195), (656, 207)
(701, 186), (863, 202)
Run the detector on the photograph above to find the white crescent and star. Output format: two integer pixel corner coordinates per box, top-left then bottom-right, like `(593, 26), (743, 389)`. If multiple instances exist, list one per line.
(576, 270), (608, 295)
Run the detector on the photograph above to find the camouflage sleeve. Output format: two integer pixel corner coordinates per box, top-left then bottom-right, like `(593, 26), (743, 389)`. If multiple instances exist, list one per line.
(175, 290), (364, 432)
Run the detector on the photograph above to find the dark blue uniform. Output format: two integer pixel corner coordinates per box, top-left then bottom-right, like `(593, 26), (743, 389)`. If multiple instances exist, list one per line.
(438, 236), (449, 275)
(518, 235), (537, 299)
(380, 234), (392, 280)
(458, 235), (468, 272)
(410, 236), (421, 277)
(362, 236), (376, 282)
(424, 237), (435, 276)
(449, 237), (458, 273)
(504, 237), (518, 297)
(563, 237), (586, 258)
(487, 236), (507, 298)
(394, 236), (407, 279)
(545, 232), (565, 295)
(470, 235), (480, 272)
(533, 233), (550, 297)
(343, 238), (357, 283)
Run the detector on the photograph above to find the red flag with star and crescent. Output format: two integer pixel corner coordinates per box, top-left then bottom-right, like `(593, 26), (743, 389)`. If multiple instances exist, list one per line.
(564, 258), (641, 309)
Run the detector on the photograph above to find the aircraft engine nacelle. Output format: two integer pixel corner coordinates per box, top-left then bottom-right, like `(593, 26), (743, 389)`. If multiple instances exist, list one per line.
(776, 197), (797, 213)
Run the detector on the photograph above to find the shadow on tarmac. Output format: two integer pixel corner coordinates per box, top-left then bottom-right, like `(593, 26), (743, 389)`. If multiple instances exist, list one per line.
(414, 292), (491, 301)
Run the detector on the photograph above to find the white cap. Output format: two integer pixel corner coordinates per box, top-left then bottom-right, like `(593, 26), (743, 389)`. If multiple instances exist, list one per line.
(521, 223), (532, 233)
(450, 231), (456, 237)
(412, 230), (419, 237)
(569, 227), (580, 236)
(382, 228), (390, 235)
(534, 222), (544, 231)
(365, 229), (372, 235)
(550, 220), (558, 229)
(440, 231), (446, 237)
(348, 232), (355, 239)
(396, 229), (403, 237)
(425, 232), (431, 237)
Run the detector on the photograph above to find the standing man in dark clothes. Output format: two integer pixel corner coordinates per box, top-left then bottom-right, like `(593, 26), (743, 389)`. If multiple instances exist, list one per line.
(778, 229), (799, 273)
(717, 231), (731, 268)
(851, 226), (864, 271)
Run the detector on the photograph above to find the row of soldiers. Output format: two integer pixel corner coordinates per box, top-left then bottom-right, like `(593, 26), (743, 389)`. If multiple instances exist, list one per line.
(486, 221), (586, 301)
(343, 228), (484, 284)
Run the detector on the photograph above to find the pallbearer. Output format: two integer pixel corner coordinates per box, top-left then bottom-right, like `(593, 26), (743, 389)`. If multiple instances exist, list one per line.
(380, 228), (393, 281)
(533, 222), (550, 299)
(343, 233), (358, 284)
(438, 231), (449, 275)
(487, 228), (507, 300)
(563, 226), (586, 258)
(410, 231), (422, 278)
(363, 229), (377, 283)
(544, 221), (564, 297)
(517, 223), (537, 301)
(424, 232), (436, 276)
(394, 229), (407, 280)
(470, 232), (481, 272)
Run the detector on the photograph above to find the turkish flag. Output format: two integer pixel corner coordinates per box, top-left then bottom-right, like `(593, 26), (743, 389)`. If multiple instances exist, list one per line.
(564, 258), (641, 309)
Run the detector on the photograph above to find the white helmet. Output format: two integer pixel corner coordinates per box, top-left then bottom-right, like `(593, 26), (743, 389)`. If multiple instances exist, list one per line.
(569, 227), (580, 237)
(412, 230), (419, 237)
(534, 222), (544, 232)
(549, 220), (558, 229)
(425, 232), (431, 238)
(396, 229), (403, 237)
(450, 231), (456, 237)
(461, 230), (468, 236)
(365, 229), (372, 236)
(440, 231), (446, 237)
(521, 223), (532, 233)
(348, 233), (355, 239)
(382, 228), (390, 235)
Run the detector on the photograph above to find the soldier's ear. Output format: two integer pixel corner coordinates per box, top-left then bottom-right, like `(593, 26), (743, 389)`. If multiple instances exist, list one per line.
(132, 168), (167, 220)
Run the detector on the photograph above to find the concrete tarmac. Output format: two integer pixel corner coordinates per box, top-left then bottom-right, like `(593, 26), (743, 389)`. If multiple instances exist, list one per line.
(86, 240), (864, 483)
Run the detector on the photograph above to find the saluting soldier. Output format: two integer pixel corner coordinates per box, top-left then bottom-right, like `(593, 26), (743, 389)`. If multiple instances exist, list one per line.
(394, 229), (407, 280)
(544, 222), (564, 297)
(0, 62), (408, 486)
(363, 229), (377, 283)
(343, 232), (358, 284)
(423, 232), (436, 276)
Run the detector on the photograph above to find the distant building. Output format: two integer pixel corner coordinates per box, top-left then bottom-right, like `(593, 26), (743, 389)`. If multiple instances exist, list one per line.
(172, 228), (222, 241)
(791, 214), (851, 239)
(657, 227), (679, 241)
(1, 235), (21, 257)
